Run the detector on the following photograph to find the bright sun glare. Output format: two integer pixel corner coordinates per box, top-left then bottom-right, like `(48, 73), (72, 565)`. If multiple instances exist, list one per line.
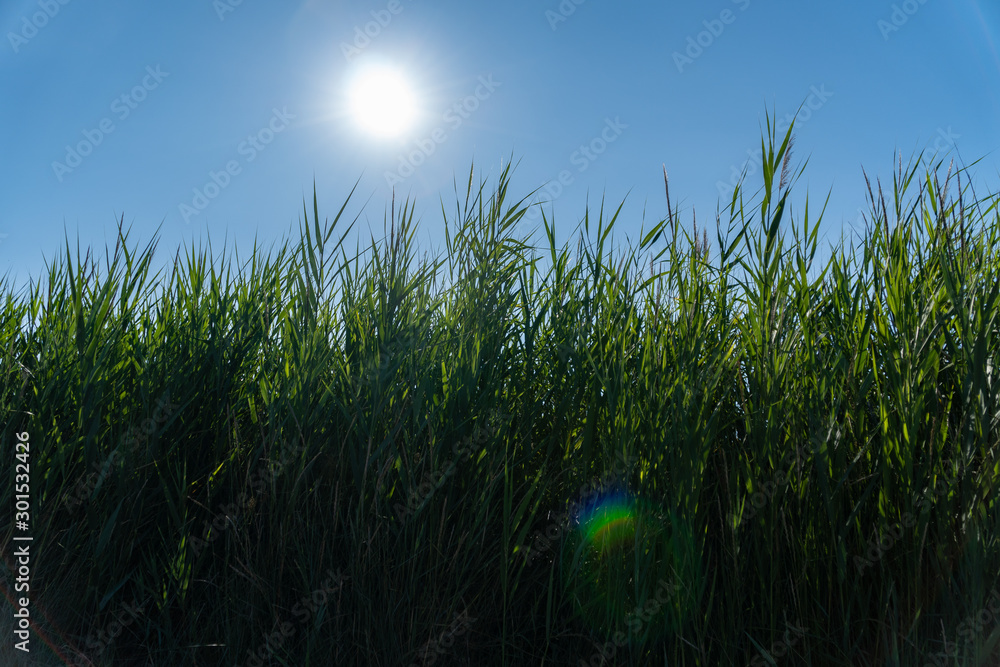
(348, 65), (418, 139)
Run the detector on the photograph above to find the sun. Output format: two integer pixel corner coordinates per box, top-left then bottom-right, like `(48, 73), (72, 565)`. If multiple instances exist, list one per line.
(347, 64), (418, 139)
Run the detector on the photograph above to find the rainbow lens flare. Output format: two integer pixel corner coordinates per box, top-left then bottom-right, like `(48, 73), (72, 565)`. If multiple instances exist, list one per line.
(579, 491), (636, 553)
(559, 482), (702, 646)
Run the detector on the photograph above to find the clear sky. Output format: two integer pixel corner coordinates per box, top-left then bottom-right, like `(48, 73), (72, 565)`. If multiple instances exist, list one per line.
(2, 0), (998, 293)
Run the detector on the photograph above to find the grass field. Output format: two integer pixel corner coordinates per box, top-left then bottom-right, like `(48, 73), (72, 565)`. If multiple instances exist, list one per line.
(2, 117), (999, 666)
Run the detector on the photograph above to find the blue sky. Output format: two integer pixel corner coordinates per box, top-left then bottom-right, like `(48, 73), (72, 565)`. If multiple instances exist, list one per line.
(2, 0), (998, 294)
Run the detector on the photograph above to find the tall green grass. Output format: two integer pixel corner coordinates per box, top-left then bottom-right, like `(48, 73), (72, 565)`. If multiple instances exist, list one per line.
(1, 114), (999, 666)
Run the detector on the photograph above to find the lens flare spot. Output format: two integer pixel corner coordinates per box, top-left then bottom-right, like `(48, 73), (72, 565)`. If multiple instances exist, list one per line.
(580, 497), (636, 553)
(559, 482), (702, 644)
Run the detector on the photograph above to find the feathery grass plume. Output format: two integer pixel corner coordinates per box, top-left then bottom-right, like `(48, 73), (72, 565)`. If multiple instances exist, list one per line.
(778, 132), (795, 191)
(691, 208), (711, 260)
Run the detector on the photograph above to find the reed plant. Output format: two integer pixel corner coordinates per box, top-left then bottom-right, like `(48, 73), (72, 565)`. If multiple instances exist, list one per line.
(1, 111), (998, 665)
